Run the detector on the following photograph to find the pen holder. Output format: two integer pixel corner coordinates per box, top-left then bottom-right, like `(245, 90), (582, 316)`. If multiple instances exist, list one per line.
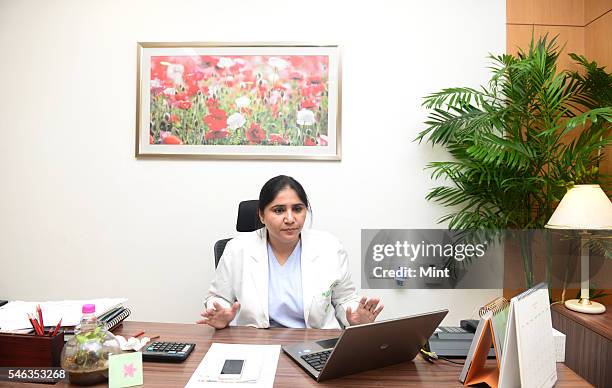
(0, 332), (64, 367)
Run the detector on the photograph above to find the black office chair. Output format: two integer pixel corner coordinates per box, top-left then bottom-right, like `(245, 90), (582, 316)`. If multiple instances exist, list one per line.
(214, 200), (264, 268)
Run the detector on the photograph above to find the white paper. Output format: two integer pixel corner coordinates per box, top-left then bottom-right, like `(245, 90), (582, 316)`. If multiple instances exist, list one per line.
(115, 335), (152, 352)
(0, 298), (127, 331)
(185, 343), (280, 388)
(552, 328), (565, 363)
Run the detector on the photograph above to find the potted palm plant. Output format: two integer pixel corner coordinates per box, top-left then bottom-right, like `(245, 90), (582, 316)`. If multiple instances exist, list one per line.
(416, 36), (611, 289)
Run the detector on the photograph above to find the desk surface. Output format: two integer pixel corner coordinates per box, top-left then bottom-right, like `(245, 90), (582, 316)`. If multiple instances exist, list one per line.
(1, 321), (591, 387)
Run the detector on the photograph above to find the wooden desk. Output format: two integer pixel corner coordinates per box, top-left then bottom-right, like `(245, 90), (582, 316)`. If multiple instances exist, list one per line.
(1, 321), (591, 387)
(552, 304), (611, 387)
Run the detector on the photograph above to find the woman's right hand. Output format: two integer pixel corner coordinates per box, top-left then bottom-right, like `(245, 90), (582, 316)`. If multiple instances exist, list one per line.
(196, 301), (240, 329)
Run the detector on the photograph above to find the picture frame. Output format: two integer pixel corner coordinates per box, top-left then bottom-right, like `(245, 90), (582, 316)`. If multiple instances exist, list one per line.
(136, 42), (341, 160)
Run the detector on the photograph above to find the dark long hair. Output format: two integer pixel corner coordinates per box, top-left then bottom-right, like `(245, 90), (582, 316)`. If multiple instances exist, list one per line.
(258, 175), (310, 213)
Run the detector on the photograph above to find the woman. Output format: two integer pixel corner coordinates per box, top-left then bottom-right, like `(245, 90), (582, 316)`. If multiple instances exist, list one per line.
(198, 175), (383, 329)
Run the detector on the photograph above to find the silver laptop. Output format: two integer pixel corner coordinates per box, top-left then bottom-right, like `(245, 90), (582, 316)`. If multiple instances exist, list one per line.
(282, 309), (448, 382)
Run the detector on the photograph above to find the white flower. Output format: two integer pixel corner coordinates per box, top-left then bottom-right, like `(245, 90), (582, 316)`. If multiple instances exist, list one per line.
(267, 57), (289, 70)
(217, 57), (235, 69)
(297, 109), (316, 126)
(166, 64), (184, 84)
(227, 112), (246, 130)
(208, 85), (219, 98)
(163, 87), (176, 96)
(235, 96), (251, 108)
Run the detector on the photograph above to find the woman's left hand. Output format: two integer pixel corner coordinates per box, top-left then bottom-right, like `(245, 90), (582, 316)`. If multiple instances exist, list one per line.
(346, 296), (384, 326)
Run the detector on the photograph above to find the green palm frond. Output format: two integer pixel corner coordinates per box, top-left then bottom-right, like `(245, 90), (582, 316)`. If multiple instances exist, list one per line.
(416, 34), (611, 238)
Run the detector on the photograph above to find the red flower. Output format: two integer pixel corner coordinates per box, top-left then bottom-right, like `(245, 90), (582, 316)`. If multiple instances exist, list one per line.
(313, 84), (325, 94)
(185, 81), (199, 96)
(257, 85), (267, 98)
(290, 57), (304, 68)
(203, 107), (227, 131)
(269, 133), (288, 145)
(300, 86), (314, 97)
(162, 134), (182, 145)
(177, 100), (192, 110)
(205, 129), (229, 140)
(170, 114), (180, 124)
(206, 98), (219, 108)
(308, 75), (322, 85)
(246, 123), (266, 144)
(200, 56), (219, 67)
(191, 70), (205, 80)
(174, 92), (189, 102)
(289, 71), (304, 81)
(149, 135), (154, 144)
(304, 137), (316, 146)
(301, 99), (317, 109)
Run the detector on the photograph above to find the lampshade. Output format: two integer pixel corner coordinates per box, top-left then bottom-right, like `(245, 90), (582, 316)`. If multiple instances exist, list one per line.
(545, 184), (612, 230)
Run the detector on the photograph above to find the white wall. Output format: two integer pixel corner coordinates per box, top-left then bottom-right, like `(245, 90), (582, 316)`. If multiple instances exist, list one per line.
(0, 0), (504, 325)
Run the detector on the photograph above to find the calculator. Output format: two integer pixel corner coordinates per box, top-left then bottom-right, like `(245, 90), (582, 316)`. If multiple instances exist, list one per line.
(142, 341), (195, 362)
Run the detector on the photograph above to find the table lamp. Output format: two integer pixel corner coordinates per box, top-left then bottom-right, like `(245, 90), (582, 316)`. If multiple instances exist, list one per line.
(545, 184), (612, 314)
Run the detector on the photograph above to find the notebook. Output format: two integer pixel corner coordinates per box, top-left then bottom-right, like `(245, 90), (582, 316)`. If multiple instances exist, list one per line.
(0, 298), (127, 331)
(460, 283), (556, 388)
(63, 306), (131, 341)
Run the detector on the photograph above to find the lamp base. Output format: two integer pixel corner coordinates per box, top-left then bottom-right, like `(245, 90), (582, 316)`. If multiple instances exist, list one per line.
(564, 298), (606, 314)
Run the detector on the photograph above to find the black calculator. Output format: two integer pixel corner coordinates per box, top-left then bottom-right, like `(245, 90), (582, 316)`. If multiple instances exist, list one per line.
(142, 341), (195, 362)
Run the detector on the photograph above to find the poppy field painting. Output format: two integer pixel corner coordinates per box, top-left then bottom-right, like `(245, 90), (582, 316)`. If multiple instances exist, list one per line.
(136, 43), (341, 159)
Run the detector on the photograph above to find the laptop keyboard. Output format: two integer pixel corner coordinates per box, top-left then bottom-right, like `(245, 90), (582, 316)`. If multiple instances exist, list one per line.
(300, 349), (332, 371)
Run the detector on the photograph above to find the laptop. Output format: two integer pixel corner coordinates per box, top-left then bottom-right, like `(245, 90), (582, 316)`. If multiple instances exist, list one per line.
(282, 309), (448, 382)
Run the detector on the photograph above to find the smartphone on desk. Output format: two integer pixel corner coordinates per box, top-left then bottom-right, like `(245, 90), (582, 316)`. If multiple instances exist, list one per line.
(219, 359), (245, 380)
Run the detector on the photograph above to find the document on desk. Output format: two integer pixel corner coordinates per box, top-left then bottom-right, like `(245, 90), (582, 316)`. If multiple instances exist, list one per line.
(0, 298), (127, 331)
(185, 343), (280, 388)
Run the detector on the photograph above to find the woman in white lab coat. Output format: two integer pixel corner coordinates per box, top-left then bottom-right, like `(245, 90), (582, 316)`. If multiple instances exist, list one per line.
(198, 175), (383, 329)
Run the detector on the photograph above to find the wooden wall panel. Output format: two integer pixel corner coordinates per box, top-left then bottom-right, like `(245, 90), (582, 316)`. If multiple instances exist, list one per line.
(585, 11), (612, 72)
(585, 9), (612, 183)
(533, 0), (585, 26)
(507, 0), (585, 25)
(585, 0), (612, 24)
(507, 0), (536, 24)
(506, 24), (536, 55)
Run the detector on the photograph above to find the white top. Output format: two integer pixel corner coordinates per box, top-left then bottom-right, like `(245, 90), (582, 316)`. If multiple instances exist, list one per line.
(267, 242), (306, 328)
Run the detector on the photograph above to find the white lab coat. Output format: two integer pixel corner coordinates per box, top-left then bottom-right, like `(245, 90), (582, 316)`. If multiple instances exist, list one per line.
(204, 228), (360, 329)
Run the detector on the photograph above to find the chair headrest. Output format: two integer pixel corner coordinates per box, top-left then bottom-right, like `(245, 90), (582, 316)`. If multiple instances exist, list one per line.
(236, 200), (263, 232)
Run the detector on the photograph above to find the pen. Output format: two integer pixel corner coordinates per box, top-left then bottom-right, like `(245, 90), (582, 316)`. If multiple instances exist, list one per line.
(36, 305), (44, 335)
(133, 331), (145, 338)
(148, 335), (160, 341)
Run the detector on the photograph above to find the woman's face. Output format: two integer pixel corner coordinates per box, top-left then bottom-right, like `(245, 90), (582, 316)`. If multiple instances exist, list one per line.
(260, 187), (307, 247)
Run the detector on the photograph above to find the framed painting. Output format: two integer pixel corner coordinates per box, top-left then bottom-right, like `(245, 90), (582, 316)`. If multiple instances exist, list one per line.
(136, 42), (341, 160)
